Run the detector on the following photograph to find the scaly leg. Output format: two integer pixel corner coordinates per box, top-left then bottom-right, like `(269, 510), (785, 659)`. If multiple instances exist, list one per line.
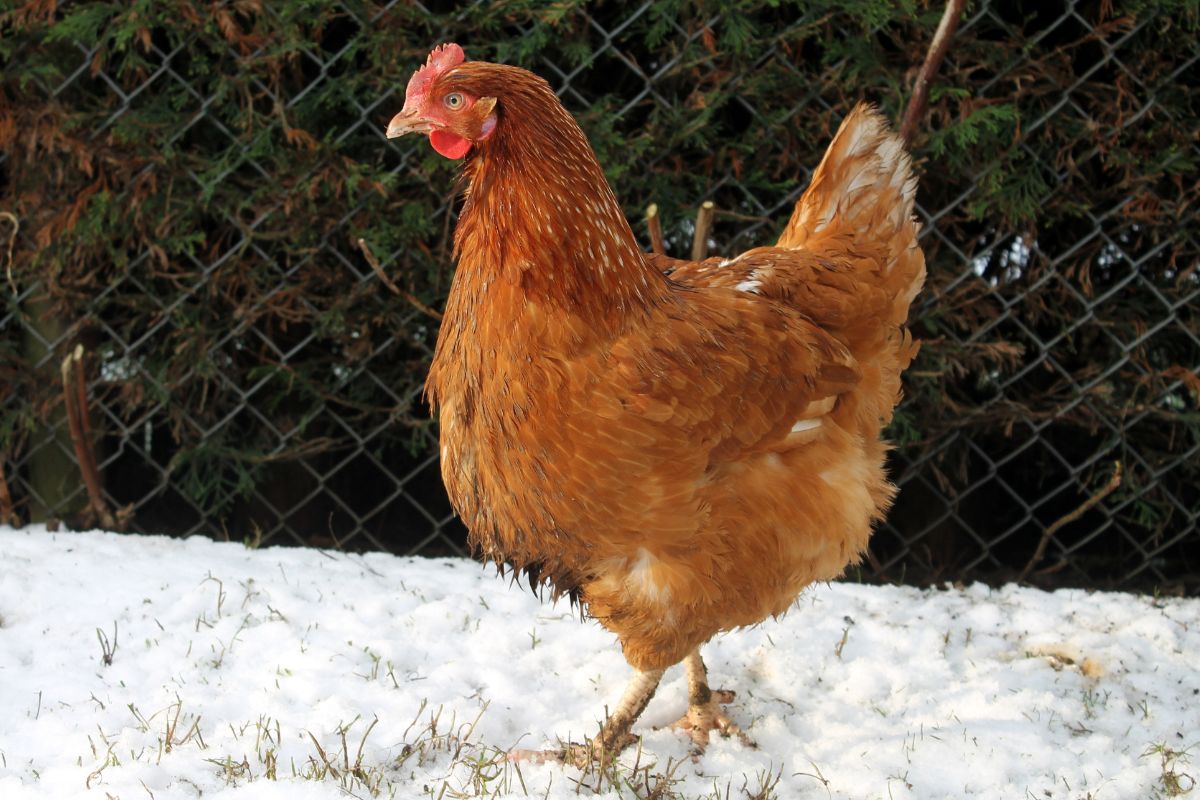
(668, 649), (754, 753)
(583, 667), (664, 761)
(508, 667), (665, 766)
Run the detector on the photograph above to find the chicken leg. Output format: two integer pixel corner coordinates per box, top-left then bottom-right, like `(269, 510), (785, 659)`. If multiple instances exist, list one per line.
(509, 667), (665, 766)
(584, 667), (665, 760)
(667, 649), (754, 753)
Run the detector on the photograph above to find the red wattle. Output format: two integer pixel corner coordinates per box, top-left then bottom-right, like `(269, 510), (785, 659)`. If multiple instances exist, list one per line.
(430, 130), (471, 160)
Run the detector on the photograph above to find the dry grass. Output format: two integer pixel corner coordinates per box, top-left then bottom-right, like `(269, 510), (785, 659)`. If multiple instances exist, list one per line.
(1143, 743), (1196, 799)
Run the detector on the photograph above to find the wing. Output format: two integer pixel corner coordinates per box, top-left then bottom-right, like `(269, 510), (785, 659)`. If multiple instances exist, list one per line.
(601, 285), (861, 472)
(660, 246), (896, 333)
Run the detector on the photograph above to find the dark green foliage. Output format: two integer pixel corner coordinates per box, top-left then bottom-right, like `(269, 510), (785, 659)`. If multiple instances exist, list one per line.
(1, 0), (1196, 589)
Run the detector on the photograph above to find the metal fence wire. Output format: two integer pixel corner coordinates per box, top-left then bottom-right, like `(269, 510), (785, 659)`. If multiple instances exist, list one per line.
(1, 1), (1197, 592)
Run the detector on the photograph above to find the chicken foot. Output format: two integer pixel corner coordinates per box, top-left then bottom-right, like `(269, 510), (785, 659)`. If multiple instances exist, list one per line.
(507, 650), (752, 765)
(508, 667), (665, 766)
(666, 649), (755, 753)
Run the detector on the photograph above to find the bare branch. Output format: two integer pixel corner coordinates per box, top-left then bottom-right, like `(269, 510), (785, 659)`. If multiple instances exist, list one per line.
(900, 0), (966, 147)
(1018, 461), (1123, 583)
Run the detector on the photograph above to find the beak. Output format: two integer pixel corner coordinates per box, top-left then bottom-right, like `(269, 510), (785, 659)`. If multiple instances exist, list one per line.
(386, 108), (432, 138)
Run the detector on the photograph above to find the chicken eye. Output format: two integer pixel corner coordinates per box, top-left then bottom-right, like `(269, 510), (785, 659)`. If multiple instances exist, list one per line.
(444, 93), (465, 110)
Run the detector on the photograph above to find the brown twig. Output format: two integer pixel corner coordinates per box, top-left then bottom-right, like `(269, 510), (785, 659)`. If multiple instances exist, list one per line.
(0, 454), (17, 526)
(691, 200), (715, 262)
(713, 208), (772, 224)
(61, 346), (128, 530)
(899, 0), (966, 147)
(1, 211), (18, 295)
(1017, 461), (1123, 583)
(645, 203), (666, 256)
(356, 238), (443, 321)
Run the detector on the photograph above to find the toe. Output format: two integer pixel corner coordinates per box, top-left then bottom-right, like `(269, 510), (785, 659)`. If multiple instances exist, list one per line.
(666, 701), (756, 754)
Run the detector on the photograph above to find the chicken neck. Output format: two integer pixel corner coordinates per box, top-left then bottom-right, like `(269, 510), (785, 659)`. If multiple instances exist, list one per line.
(449, 75), (674, 345)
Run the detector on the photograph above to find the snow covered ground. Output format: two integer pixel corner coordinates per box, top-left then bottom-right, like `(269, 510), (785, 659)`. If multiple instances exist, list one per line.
(0, 526), (1196, 800)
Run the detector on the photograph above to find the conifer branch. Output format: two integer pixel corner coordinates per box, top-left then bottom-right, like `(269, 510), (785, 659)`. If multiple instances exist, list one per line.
(357, 238), (443, 321)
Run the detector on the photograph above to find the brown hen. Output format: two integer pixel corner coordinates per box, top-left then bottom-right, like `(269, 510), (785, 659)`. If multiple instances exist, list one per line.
(386, 43), (925, 762)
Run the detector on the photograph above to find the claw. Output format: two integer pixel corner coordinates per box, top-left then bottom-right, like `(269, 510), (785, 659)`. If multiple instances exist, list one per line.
(665, 687), (756, 755)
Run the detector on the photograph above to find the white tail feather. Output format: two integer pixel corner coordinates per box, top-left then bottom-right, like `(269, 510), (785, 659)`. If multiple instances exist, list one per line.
(778, 104), (918, 260)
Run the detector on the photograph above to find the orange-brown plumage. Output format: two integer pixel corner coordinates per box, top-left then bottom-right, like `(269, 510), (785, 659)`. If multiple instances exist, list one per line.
(389, 46), (925, 757)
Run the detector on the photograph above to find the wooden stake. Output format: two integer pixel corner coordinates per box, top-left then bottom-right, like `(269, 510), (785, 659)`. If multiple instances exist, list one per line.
(691, 201), (715, 262)
(645, 203), (666, 256)
(899, 0), (966, 147)
(357, 238), (443, 321)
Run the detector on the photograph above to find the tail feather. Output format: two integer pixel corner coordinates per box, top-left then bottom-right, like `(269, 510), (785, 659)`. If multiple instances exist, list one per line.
(777, 103), (924, 328)
(774, 104), (926, 437)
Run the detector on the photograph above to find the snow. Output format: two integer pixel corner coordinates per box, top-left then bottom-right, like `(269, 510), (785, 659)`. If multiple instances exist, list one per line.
(0, 526), (1196, 800)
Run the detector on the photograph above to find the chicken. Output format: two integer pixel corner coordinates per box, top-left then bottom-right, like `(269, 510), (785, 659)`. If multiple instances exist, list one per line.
(386, 43), (925, 762)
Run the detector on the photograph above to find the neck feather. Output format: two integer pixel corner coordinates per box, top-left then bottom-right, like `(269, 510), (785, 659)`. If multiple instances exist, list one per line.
(449, 71), (669, 337)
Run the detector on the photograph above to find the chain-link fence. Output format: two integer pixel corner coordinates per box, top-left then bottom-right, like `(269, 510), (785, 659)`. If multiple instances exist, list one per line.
(2, 1), (1197, 592)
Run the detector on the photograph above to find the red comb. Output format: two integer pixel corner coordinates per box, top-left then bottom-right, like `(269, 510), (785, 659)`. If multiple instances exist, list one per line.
(427, 42), (465, 72)
(405, 43), (466, 107)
